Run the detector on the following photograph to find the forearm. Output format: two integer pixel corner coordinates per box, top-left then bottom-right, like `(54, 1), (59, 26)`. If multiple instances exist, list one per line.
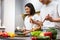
(32, 26), (41, 31)
(24, 26), (41, 34)
(33, 20), (43, 26)
(52, 18), (60, 22)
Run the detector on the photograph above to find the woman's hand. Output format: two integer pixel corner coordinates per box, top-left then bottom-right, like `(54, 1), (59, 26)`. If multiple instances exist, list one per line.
(30, 18), (43, 26)
(23, 31), (30, 35)
(20, 27), (26, 32)
(30, 18), (35, 23)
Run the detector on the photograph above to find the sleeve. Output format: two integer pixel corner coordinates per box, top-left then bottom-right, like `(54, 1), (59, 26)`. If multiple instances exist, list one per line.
(58, 2), (60, 17)
(32, 14), (42, 21)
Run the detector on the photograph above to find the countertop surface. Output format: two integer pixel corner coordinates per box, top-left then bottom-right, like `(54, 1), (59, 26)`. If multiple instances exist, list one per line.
(0, 37), (31, 40)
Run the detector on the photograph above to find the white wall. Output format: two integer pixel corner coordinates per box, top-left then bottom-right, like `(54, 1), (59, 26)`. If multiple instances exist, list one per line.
(0, 0), (1, 26)
(3, 0), (15, 32)
(15, 0), (24, 28)
(0, 0), (1, 19)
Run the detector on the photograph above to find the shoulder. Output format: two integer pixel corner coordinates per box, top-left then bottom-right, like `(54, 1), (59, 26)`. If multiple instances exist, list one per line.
(32, 14), (40, 20)
(33, 14), (39, 17)
(24, 16), (28, 20)
(52, 1), (58, 6)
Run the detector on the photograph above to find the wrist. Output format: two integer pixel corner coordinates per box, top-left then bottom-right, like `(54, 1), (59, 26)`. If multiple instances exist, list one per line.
(51, 18), (54, 22)
(51, 18), (56, 22)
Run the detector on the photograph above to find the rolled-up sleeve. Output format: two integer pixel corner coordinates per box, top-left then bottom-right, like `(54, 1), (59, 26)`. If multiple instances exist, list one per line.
(33, 14), (42, 21)
(58, 2), (60, 17)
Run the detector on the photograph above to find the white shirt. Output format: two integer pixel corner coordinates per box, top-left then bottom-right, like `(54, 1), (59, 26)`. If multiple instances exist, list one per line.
(24, 14), (39, 30)
(39, 1), (60, 29)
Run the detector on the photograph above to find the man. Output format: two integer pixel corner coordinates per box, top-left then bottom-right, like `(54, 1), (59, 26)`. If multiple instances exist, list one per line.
(39, 0), (60, 39)
(39, 0), (60, 29)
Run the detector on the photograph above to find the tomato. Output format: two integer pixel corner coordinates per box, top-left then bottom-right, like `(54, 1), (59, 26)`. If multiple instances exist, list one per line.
(2, 32), (9, 38)
(44, 32), (52, 39)
(31, 37), (37, 40)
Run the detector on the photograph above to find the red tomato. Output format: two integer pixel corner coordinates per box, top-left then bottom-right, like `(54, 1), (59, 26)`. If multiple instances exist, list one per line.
(2, 32), (9, 38)
(31, 37), (37, 40)
(44, 32), (52, 39)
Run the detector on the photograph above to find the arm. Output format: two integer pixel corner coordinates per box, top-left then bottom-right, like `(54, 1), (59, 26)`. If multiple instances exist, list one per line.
(30, 18), (43, 26)
(23, 25), (41, 34)
(45, 14), (60, 22)
(52, 18), (60, 22)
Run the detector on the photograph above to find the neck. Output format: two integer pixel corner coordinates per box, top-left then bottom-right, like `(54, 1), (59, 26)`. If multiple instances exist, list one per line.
(44, 1), (51, 5)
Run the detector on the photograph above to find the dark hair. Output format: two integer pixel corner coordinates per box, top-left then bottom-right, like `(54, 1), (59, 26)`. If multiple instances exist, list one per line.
(25, 3), (35, 15)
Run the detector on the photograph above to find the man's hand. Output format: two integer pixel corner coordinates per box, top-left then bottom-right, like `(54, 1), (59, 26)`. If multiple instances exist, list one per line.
(45, 14), (54, 22)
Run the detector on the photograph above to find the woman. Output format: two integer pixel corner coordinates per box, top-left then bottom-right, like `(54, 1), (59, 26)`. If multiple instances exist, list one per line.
(22, 3), (42, 35)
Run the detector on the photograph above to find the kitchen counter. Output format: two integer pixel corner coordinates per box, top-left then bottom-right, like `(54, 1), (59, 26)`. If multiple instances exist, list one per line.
(0, 37), (31, 40)
(0, 36), (59, 40)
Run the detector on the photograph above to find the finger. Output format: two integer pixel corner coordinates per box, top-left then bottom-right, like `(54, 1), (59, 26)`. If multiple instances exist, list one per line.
(48, 14), (51, 17)
(45, 14), (49, 19)
(30, 19), (33, 21)
(23, 32), (26, 34)
(48, 14), (50, 16)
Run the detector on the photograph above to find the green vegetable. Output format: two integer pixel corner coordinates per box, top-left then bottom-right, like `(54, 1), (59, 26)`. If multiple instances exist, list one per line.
(46, 27), (57, 39)
(52, 35), (57, 39)
(31, 31), (42, 37)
